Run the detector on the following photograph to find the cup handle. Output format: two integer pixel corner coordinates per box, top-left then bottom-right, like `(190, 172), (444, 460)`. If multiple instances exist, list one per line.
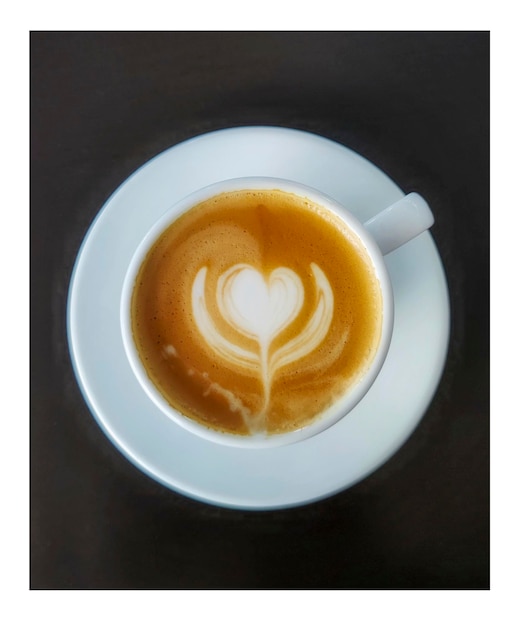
(363, 192), (434, 255)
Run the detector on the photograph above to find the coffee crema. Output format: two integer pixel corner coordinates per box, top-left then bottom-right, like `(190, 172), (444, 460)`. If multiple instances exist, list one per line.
(130, 189), (382, 436)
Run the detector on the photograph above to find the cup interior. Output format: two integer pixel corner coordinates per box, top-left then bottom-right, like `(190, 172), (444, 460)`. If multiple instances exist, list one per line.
(120, 177), (394, 448)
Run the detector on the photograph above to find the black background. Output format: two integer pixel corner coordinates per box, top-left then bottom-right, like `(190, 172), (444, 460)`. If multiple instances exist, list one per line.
(30, 31), (489, 589)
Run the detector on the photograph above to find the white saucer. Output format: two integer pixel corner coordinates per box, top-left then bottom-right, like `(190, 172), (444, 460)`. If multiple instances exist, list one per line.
(67, 126), (450, 510)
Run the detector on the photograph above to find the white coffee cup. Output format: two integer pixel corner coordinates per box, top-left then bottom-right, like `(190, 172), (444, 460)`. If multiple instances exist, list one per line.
(120, 177), (433, 448)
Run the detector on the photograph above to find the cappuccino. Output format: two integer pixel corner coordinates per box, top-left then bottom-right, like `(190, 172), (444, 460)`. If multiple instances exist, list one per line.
(130, 188), (382, 436)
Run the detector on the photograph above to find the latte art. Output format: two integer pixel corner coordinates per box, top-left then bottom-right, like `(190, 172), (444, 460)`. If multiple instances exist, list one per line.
(130, 189), (382, 436)
(192, 262), (336, 432)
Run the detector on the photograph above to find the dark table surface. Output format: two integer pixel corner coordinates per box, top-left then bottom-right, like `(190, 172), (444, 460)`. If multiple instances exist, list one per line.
(30, 31), (489, 590)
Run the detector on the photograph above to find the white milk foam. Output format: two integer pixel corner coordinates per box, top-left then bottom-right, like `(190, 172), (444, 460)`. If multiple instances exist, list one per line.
(192, 261), (335, 432)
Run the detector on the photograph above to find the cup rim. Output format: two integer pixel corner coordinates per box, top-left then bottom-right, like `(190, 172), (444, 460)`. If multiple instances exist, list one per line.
(120, 176), (394, 448)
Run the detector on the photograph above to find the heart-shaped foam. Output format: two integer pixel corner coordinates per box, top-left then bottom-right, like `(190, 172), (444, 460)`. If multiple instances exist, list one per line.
(217, 264), (304, 346)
